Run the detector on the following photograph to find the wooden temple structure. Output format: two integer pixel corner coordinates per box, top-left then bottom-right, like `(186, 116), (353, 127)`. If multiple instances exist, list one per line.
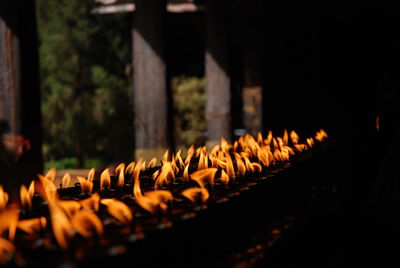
(0, 0), (263, 169)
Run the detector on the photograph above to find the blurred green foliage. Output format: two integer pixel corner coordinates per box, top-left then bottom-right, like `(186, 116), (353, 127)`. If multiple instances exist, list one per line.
(172, 77), (206, 149)
(37, 0), (133, 168)
(37, 0), (206, 169)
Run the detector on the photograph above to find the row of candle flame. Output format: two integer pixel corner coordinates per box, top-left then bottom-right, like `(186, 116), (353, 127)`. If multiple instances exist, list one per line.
(0, 129), (328, 263)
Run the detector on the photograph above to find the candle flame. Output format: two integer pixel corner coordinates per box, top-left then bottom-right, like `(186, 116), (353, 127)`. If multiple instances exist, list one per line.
(61, 173), (71, 189)
(115, 163), (125, 187)
(181, 188), (209, 203)
(100, 168), (111, 190)
(101, 199), (133, 224)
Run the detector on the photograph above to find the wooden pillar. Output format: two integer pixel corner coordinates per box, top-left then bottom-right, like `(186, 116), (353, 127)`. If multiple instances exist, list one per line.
(132, 0), (169, 161)
(0, 0), (42, 189)
(205, 0), (232, 146)
(234, 0), (263, 136)
(242, 53), (262, 136)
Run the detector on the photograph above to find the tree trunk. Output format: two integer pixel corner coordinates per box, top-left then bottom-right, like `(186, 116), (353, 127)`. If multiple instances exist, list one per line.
(132, 0), (169, 161)
(205, 0), (232, 146)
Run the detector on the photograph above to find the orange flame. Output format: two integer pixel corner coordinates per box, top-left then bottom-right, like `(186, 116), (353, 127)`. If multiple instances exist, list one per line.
(175, 150), (185, 169)
(17, 217), (46, 234)
(20, 185), (32, 210)
(0, 207), (19, 241)
(257, 146), (273, 167)
(257, 132), (263, 144)
(37, 174), (58, 205)
(126, 161), (136, 174)
(251, 162), (262, 173)
(59, 200), (81, 218)
(61, 173), (71, 189)
(294, 143), (307, 152)
(220, 137), (230, 152)
(181, 188), (209, 203)
(225, 153), (236, 179)
(283, 129), (289, 145)
(148, 157), (158, 168)
(45, 168), (57, 182)
(265, 130), (273, 145)
(101, 199), (133, 224)
(162, 150), (169, 162)
(315, 129), (328, 142)
(0, 237), (15, 264)
(218, 169), (229, 185)
(135, 190), (173, 214)
(0, 186), (9, 211)
(306, 137), (314, 148)
(185, 145), (195, 165)
(233, 141), (239, 151)
(133, 159), (144, 198)
(115, 163), (125, 187)
(290, 130), (299, 144)
(49, 205), (74, 249)
(154, 162), (175, 189)
(77, 176), (93, 194)
(197, 151), (209, 170)
(87, 168), (95, 182)
(71, 210), (103, 238)
(183, 163), (190, 181)
(190, 168), (218, 188)
(80, 193), (100, 212)
(28, 180), (35, 198)
(209, 154), (219, 169)
(234, 152), (246, 175)
(100, 168), (111, 190)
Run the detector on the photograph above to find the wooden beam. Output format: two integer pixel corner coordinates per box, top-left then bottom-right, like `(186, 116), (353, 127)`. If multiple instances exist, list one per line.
(132, 0), (170, 161)
(0, 0), (43, 189)
(205, 0), (232, 146)
(91, 2), (205, 15)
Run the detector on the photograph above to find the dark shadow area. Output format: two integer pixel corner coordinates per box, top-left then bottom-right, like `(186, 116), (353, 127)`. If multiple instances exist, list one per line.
(258, 4), (400, 267)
